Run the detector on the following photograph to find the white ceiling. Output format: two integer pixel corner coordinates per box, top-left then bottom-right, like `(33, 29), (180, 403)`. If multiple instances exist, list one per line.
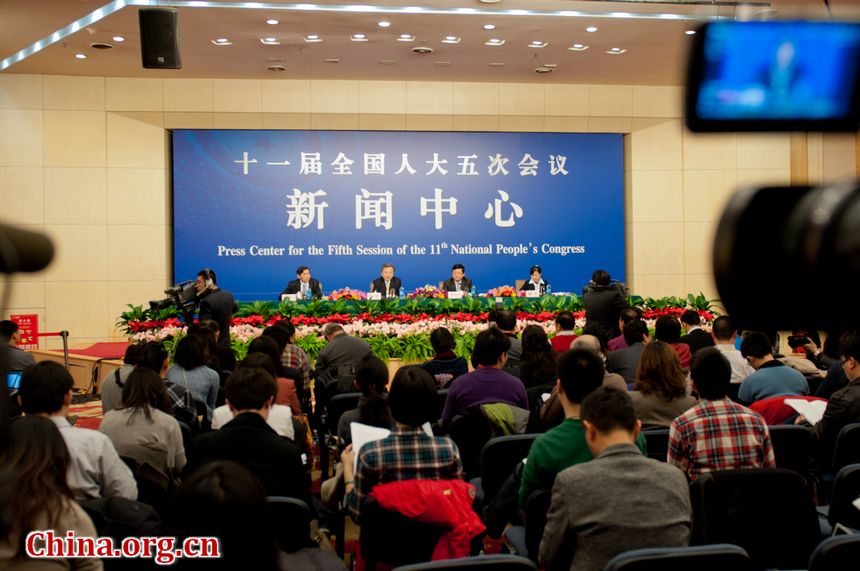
(0, 0), (853, 85)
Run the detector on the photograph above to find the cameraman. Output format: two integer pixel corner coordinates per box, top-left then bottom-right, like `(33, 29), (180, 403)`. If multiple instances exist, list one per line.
(583, 269), (628, 340)
(195, 269), (237, 348)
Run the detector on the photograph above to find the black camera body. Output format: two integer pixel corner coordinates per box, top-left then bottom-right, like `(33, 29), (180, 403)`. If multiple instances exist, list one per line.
(149, 280), (198, 313)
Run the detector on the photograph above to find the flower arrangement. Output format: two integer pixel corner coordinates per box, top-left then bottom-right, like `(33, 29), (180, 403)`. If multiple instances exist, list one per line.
(486, 285), (525, 298)
(325, 288), (367, 301)
(407, 285), (447, 299)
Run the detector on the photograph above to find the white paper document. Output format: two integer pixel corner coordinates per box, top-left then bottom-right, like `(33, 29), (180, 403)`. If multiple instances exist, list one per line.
(784, 399), (827, 425)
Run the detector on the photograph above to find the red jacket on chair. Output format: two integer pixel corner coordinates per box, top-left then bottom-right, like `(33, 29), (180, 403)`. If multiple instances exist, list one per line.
(368, 479), (486, 560)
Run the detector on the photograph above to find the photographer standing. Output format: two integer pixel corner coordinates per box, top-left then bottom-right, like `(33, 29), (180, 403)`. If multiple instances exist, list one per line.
(196, 269), (236, 348)
(583, 269), (629, 341)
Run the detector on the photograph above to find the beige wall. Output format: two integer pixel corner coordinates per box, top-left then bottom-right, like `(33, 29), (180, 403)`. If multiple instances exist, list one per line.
(0, 75), (798, 348)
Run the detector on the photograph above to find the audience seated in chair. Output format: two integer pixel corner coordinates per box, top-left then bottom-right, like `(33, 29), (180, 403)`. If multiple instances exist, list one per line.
(100, 343), (142, 415)
(606, 319), (650, 389)
(517, 325), (558, 389)
(668, 348), (775, 481)
(629, 341), (697, 428)
(710, 316), (755, 385)
(185, 367), (312, 509)
(738, 332), (809, 404)
(166, 335), (220, 422)
(337, 354), (394, 450)
(247, 335), (302, 415)
(270, 321), (313, 409)
(539, 388), (692, 571)
(653, 315), (692, 369)
(520, 349), (647, 510)
(17, 361), (137, 501)
(540, 335), (627, 430)
(607, 306), (642, 353)
(441, 327), (528, 424)
(0, 415), (103, 570)
(678, 310), (715, 355)
(493, 311), (523, 369)
(314, 323), (373, 398)
(549, 311), (578, 353)
(137, 341), (198, 432)
(422, 327), (469, 387)
(211, 353), (296, 439)
(342, 365), (462, 521)
(99, 368), (186, 497)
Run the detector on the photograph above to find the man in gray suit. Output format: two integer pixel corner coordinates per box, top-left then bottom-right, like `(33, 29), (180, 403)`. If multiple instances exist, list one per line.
(605, 319), (650, 389)
(313, 323), (372, 395)
(539, 387), (691, 571)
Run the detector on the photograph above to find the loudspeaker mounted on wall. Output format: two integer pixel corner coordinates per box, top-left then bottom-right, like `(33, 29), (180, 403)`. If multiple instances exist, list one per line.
(139, 8), (181, 69)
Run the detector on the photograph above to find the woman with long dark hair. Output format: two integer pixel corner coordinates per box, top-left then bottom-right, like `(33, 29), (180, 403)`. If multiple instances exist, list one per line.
(167, 335), (220, 421)
(337, 354), (394, 449)
(518, 325), (558, 388)
(629, 340), (697, 428)
(0, 416), (102, 570)
(99, 368), (187, 479)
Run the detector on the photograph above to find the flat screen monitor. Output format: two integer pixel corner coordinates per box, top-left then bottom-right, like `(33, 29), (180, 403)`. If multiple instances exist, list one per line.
(686, 20), (860, 132)
(7, 371), (22, 391)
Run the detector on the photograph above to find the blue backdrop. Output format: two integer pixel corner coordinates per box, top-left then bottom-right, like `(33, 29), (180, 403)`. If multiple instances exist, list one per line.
(172, 130), (624, 300)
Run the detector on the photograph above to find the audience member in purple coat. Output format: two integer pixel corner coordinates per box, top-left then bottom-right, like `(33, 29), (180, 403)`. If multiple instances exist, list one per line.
(441, 327), (528, 422)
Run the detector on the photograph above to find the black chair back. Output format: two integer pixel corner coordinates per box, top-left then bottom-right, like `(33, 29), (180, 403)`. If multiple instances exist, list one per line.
(603, 543), (754, 571)
(769, 424), (815, 474)
(828, 463), (860, 530)
(266, 496), (311, 553)
(641, 427), (670, 461)
(447, 407), (494, 480)
(808, 534), (860, 571)
(317, 391), (361, 478)
(392, 554), (537, 571)
(690, 468), (820, 569)
(480, 434), (539, 505)
(360, 497), (446, 570)
(832, 422), (860, 473)
(434, 389), (449, 420)
(523, 489), (552, 563)
(328, 392), (363, 439)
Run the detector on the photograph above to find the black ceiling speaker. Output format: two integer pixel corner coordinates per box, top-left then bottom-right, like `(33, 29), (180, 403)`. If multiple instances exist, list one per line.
(139, 8), (181, 69)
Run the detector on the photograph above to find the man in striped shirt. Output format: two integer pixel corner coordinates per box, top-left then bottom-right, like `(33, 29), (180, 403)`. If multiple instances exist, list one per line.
(668, 347), (775, 481)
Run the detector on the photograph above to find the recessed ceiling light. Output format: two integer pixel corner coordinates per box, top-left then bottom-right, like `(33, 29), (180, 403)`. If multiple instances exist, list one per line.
(528, 41), (548, 48)
(485, 38), (505, 46)
(211, 38), (232, 46)
(304, 34), (322, 42)
(378, 21), (391, 28)
(568, 44), (589, 51)
(75, 53), (87, 59)
(606, 47), (627, 54)
(535, 67), (553, 74)
(379, 59), (396, 65)
(351, 33), (368, 42)
(324, 58), (340, 63)
(479, 0), (502, 3)
(266, 19), (279, 25)
(543, 64), (558, 68)
(267, 64), (286, 72)
(442, 36), (461, 44)
(510, 9), (528, 15)
(489, 62), (505, 67)
(397, 34), (415, 42)
(260, 37), (280, 45)
(586, 26), (598, 33)
(434, 61), (450, 66)
(112, 36), (124, 42)
(685, 30), (697, 35)
(483, 24), (496, 31)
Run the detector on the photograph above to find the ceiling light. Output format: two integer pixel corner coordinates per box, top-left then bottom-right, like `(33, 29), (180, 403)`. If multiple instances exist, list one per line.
(434, 61), (450, 66)
(380, 59), (396, 65)
(260, 37), (280, 45)
(543, 64), (558, 68)
(90, 42), (113, 50)
(510, 9), (528, 15)
(485, 38), (505, 46)
(351, 33), (368, 42)
(304, 34), (322, 42)
(398, 34), (415, 42)
(266, 18), (279, 25)
(212, 38), (232, 46)
(586, 26), (598, 32)
(442, 36), (461, 44)
(378, 21), (391, 27)
(479, 0), (502, 3)
(568, 44), (589, 51)
(324, 58), (340, 63)
(606, 47), (627, 54)
(75, 53), (87, 59)
(685, 30), (697, 35)
(529, 41), (548, 48)
(267, 64), (286, 71)
(489, 62), (505, 67)
(483, 24), (496, 31)
(112, 36), (124, 42)
(535, 67), (553, 74)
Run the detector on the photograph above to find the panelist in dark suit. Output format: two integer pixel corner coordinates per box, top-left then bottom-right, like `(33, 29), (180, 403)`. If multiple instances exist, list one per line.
(282, 265), (322, 299)
(196, 268), (238, 348)
(370, 263), (402, 297)
(441, 263), (473, 293)
(520, 264), (550, 294)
